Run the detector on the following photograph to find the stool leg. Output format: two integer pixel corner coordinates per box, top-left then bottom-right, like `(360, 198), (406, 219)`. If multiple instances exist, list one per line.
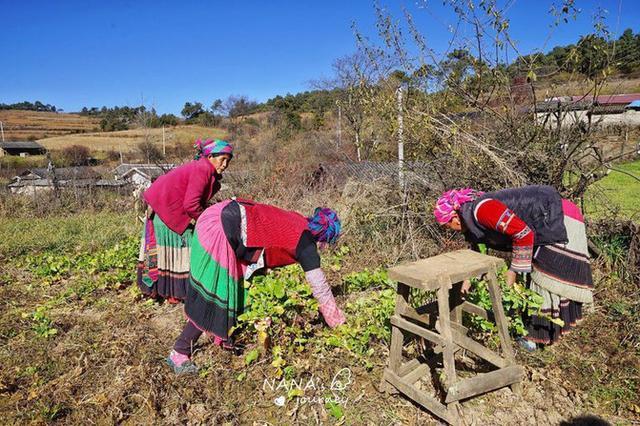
(437, 281), (457, 388)
(438, 280), (462, 424)
(449, 281), (464, 325)
(486, 270), (522, 395)
(380, 282), (410, 394)
(390, 283), (410, 372)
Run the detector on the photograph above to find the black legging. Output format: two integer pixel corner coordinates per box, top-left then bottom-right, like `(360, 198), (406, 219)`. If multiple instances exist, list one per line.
(174, 321), (202, 356)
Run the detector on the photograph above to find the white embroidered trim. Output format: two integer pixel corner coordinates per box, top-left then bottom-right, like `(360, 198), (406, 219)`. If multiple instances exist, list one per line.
(238, 202), (248, 246)
(237, 201), (265, 280)
(513, 226), (532, 240)
(473, 198), (492, 230)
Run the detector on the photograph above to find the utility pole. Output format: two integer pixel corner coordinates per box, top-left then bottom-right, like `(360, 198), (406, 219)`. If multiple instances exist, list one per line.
(0, 121), (5, 142)
(396, 85), (405, 191)
(162, 125), (166, 156)
(336, 102), (342, 149)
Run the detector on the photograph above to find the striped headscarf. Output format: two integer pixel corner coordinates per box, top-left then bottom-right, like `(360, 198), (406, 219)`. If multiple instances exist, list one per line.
(434, 188), (483, 224)
(194, 139), (234, 160)
(307, 207), (341, 244)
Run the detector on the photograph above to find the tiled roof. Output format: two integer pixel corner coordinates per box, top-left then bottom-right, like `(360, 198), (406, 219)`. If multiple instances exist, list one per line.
(0, 141), (46, 150)
(114, 163), (175, 177)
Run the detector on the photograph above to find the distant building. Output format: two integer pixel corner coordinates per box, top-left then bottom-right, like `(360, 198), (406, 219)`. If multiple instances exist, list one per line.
(534, 93), (640, 128)
(575, 93), (640, 105)
(7, 166), (126, 195)
(113, 163), (176, 187)
(0, 141), (47, 157)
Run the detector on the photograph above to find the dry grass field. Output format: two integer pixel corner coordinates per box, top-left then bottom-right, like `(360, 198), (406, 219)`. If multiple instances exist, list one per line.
(536, 75), (640, 98)
(38, 125), (228, 153)
(0, 110), (228, 154)
(0, 110), (99, 140)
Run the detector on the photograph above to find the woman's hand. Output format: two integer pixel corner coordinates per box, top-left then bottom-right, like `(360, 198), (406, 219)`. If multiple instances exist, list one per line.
(461, 279), (472, 294)
(305, 268), (345, 327)
(506, 269), (517, 286)
(319, 303), (346, 328)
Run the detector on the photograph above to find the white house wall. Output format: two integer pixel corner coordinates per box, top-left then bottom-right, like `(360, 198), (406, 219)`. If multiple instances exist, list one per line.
(130, 173), (150, 186)
(537, 110), (640, 128)
(10, 185), (52, 196)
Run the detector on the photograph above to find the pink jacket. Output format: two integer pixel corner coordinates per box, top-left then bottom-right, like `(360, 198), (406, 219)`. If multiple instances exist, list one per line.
(143, 158), (221, 234)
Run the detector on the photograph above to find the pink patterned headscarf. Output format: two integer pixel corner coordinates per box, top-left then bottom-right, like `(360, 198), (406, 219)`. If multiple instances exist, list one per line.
(433, 188), (483, 224)
(194, 139), (233, 160)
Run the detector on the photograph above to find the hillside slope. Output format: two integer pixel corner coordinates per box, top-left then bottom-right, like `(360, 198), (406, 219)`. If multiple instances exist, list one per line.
(38, 126), (228, 153)
(0, 110), (99, 140)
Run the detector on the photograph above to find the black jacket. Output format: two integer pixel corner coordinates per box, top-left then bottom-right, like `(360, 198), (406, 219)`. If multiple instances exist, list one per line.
(459, 185), (567, 250)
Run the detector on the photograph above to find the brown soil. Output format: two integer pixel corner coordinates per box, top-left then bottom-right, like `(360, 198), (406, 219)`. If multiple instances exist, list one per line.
(0, 268), (634, 425)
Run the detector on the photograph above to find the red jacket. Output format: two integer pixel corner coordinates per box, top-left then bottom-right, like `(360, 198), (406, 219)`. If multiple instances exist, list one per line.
(143, 158), (221, 234)
(242, 201), (309, 268)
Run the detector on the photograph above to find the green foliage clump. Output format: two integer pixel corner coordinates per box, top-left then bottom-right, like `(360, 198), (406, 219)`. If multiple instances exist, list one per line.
(24, 236), (138, 286)
(236, 265), (319, 354)
(262, 90), (342, 115)
(466, 266), (544, 337)
(24, 305), (58, 338)
(508, 27), (640, 78)
(97, 106), (146, 131)
(236, 263), (397, 371)
(0, 212), (137, 258)
(320, 283), (395, 367)
(341, 268), (392, 292)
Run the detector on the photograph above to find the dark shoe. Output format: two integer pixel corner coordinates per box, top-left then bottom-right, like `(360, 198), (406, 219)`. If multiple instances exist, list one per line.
(517, 337), (537, 352)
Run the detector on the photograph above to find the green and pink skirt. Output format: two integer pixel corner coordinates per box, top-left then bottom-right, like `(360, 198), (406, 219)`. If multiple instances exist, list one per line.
(137, 214), (192, 301)
(184, 200), (248, 344)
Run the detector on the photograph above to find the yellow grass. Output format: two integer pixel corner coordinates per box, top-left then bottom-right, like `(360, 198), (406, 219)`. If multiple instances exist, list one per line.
(536, 76), (640, 98)
(38, 125), (228, 152)
(0, 110), (98, 140)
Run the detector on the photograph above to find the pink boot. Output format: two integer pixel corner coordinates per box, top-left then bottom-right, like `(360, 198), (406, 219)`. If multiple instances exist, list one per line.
(211, 335), (235, 350)
(166, 350), (198, 374)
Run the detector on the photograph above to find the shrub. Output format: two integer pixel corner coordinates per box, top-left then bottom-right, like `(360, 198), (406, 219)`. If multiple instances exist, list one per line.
(136, 140), (164, 162)
(105, 149), (121, 162)
(195, 112), (222, 127)
(61, 145), (91, 166)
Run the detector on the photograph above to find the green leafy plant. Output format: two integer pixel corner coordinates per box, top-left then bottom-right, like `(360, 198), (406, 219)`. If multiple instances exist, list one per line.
(24, 254), (74, 284)
(24, 305), (58, 338)
(23, 236), (138, 287)
(236, 265), (397, 371)
(342, 267), (392, 292)
(326, 401), (344, 420)
(236, 265), (319, 359)
(317, 269), (396, 368)
(465, 266), (545, 337)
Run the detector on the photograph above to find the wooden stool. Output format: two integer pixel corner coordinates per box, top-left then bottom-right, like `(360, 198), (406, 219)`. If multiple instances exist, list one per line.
(380, 249), (524, 425)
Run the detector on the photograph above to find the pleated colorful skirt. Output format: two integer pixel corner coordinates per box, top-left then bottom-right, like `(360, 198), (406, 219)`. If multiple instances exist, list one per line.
(184, 200), (247, 344)
(526, 200), (594, 344)
(137, 214), (192, 301)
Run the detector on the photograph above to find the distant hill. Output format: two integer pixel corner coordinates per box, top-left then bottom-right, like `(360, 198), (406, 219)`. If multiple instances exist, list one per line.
(0, 110), (229, 154)
(38, 125), (227, 153)
(0, 110), (99, 141)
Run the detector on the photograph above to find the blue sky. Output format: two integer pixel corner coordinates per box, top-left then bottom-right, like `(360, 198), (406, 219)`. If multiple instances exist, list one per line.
(1, 1), (638, 114)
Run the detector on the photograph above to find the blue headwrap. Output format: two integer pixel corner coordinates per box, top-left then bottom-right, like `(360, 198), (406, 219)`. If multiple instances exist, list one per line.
(307, 207), (341, 244)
